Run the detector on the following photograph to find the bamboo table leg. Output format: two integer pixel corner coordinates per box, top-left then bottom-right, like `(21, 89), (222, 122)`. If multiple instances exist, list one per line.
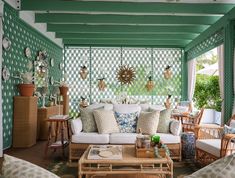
(44, 122), (52, 157)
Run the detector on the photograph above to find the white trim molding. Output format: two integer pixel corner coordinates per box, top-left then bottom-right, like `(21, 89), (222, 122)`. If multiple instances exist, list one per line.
(4, 0), (63, 48)
(19, 11), (63, 48)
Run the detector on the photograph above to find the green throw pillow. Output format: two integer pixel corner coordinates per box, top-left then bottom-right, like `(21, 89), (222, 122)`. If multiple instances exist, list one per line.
(157, 109), (172, 133)
(80, 107), (103, 132)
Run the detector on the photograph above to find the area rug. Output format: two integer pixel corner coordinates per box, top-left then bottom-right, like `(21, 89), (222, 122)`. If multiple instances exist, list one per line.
(48, 158), (200, 178)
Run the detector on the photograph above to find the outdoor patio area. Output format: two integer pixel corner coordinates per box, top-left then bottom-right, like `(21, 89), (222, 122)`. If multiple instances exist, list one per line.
(0, 0), (235, 178)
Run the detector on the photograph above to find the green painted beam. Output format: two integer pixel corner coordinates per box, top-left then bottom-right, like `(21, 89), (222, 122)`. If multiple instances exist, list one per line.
(185, 7), (235, 51)
(48, 24), (208, 34)
(35, 13), (220, 25)
(56, 33), (198, 40)
(21, 0), (235, 15)
(63, 39), (189, 47)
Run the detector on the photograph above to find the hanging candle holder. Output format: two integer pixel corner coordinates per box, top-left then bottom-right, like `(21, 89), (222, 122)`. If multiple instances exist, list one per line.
(79, 65), (88, 80)
(98, 78), (106, 91)
(145, 75), (154, 92)
(163, 65), (172, 80)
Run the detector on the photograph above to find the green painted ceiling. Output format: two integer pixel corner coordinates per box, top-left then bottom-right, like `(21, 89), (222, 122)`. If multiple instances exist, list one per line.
(21, 0), (235, 47)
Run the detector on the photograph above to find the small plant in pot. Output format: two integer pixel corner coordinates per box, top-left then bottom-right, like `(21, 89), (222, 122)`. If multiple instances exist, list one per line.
(55, 74), (69, 96)
(17, 61), (35, 96)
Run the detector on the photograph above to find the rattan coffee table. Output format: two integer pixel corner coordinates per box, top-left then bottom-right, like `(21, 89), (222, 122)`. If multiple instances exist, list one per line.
(78, 145), (173, 178)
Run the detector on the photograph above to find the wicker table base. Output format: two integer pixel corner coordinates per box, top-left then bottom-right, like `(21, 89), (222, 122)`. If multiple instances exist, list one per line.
(78, 145), (173, 178)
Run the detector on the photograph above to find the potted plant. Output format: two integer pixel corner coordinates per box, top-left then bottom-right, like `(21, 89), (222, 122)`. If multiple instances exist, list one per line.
(17, 61), (35, 96)
(55, 74), (69, 95)
(145, 75), (154, 92)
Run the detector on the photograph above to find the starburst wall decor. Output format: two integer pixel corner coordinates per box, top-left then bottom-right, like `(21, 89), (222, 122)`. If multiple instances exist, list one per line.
(117, 65), (136, 85)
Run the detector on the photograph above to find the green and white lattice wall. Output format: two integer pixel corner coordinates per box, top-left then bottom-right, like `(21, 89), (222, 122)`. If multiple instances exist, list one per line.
(64, 47), (183, 116)
(2, 4), (63, 149)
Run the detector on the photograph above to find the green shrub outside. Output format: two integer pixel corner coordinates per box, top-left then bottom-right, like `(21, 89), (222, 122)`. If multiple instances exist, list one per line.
(194, 74), (222, 111)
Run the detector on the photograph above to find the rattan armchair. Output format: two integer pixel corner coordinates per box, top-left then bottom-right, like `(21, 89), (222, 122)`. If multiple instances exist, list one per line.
(195, 115), (235, 165)
(182, 108), (204, 133)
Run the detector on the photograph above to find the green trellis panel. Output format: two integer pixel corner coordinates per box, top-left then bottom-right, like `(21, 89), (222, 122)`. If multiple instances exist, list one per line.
(122, 48), (152, 102)
(64, 47), (182, 115)
(187, 30), (224, 60)
(91, 47), (121, 103)
(153, 48), (182, 104)
(2, 4), (63, 149)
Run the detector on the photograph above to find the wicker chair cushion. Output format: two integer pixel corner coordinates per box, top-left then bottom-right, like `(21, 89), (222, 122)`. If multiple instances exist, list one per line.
(230, 120), (235, 128)
(196, 139), (221, 157)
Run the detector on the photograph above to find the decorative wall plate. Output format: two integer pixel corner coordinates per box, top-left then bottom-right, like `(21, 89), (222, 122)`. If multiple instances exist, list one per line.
(25, 47), (32, 58)
(59, 62), (63, 70)
(2, 66), (10, 81)
(50, 76), (54, 85)
(50, 58), (54, 67)
(117, 65), (135, 85)
(2, 36), (11, 51)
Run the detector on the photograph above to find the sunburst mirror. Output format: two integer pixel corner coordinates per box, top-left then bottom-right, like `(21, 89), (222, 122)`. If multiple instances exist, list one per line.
(117, 65), (136, 85)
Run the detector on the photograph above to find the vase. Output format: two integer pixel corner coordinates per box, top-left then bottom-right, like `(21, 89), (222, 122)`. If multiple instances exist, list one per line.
(18, 84), (35, 96)
(59, 86), (69, 95)
(146, 80), (154, 92)
(79, 68), (88, 80)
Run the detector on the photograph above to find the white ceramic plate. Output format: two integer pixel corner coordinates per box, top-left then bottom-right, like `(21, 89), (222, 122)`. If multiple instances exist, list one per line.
(99, 150), (113, 158)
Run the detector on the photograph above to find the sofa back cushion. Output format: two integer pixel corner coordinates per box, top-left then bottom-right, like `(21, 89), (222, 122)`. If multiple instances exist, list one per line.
(113, 104), (141, 114)
(157, 109), (172, 133)
(71, 118), (82, 134)
(137, 111), (160, 135)
(93, 110), (119, 134)
(115, 111), (139, 133)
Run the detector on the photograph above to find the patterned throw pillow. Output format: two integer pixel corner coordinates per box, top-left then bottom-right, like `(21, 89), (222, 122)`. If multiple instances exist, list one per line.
(137, 111), (160, 135)
(93, 110), (119, 134)
(115, 111), (139, 133)
(80, 107), (99, 132)
(2, 154), (59, 178)
(157, 109), (172, 133)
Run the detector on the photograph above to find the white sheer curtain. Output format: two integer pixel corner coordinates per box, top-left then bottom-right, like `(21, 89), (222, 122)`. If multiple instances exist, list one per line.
(187, 58), (197, 101)
(217, 44), (225, 124)
(0, 0), (3, 157)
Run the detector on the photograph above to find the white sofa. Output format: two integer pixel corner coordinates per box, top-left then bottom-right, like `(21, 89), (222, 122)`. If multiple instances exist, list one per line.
(69, 104), (182, 162)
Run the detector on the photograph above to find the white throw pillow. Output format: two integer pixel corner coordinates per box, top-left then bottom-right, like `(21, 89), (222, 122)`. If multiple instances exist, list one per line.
(200, 109), (215, 124)
(137, 111), (160, 135)
(93, 110), (120, 134)
(170, 119), (182, 136)
(71, 118), (83, 134)
(114, 104), (141, 114)
(2, 154), (59, 178)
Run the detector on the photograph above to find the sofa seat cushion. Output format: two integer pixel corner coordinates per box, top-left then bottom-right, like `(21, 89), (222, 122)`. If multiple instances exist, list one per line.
(72, 132), (109, 144)
(157, 133), (181, 144)
(110, 133), (137, 144)
(196, 139), (221, 157)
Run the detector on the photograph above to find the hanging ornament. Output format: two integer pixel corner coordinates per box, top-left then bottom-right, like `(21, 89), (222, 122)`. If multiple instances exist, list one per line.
(163, 65), (172, 79)
(79, 96), (88, 108)
(80, 65), (88, 80)
(117, 65), (136, 85)
(164, 95), (172, 109)
(98, 78), (106, 91)
(145, 76), (154, 92)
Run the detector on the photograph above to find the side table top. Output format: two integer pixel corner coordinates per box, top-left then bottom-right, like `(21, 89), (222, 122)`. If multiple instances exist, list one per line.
(47, 115), (70, 122)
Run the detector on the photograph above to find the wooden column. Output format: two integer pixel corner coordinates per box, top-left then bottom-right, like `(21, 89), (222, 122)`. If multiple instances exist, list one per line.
(13, 96), (38, 147)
